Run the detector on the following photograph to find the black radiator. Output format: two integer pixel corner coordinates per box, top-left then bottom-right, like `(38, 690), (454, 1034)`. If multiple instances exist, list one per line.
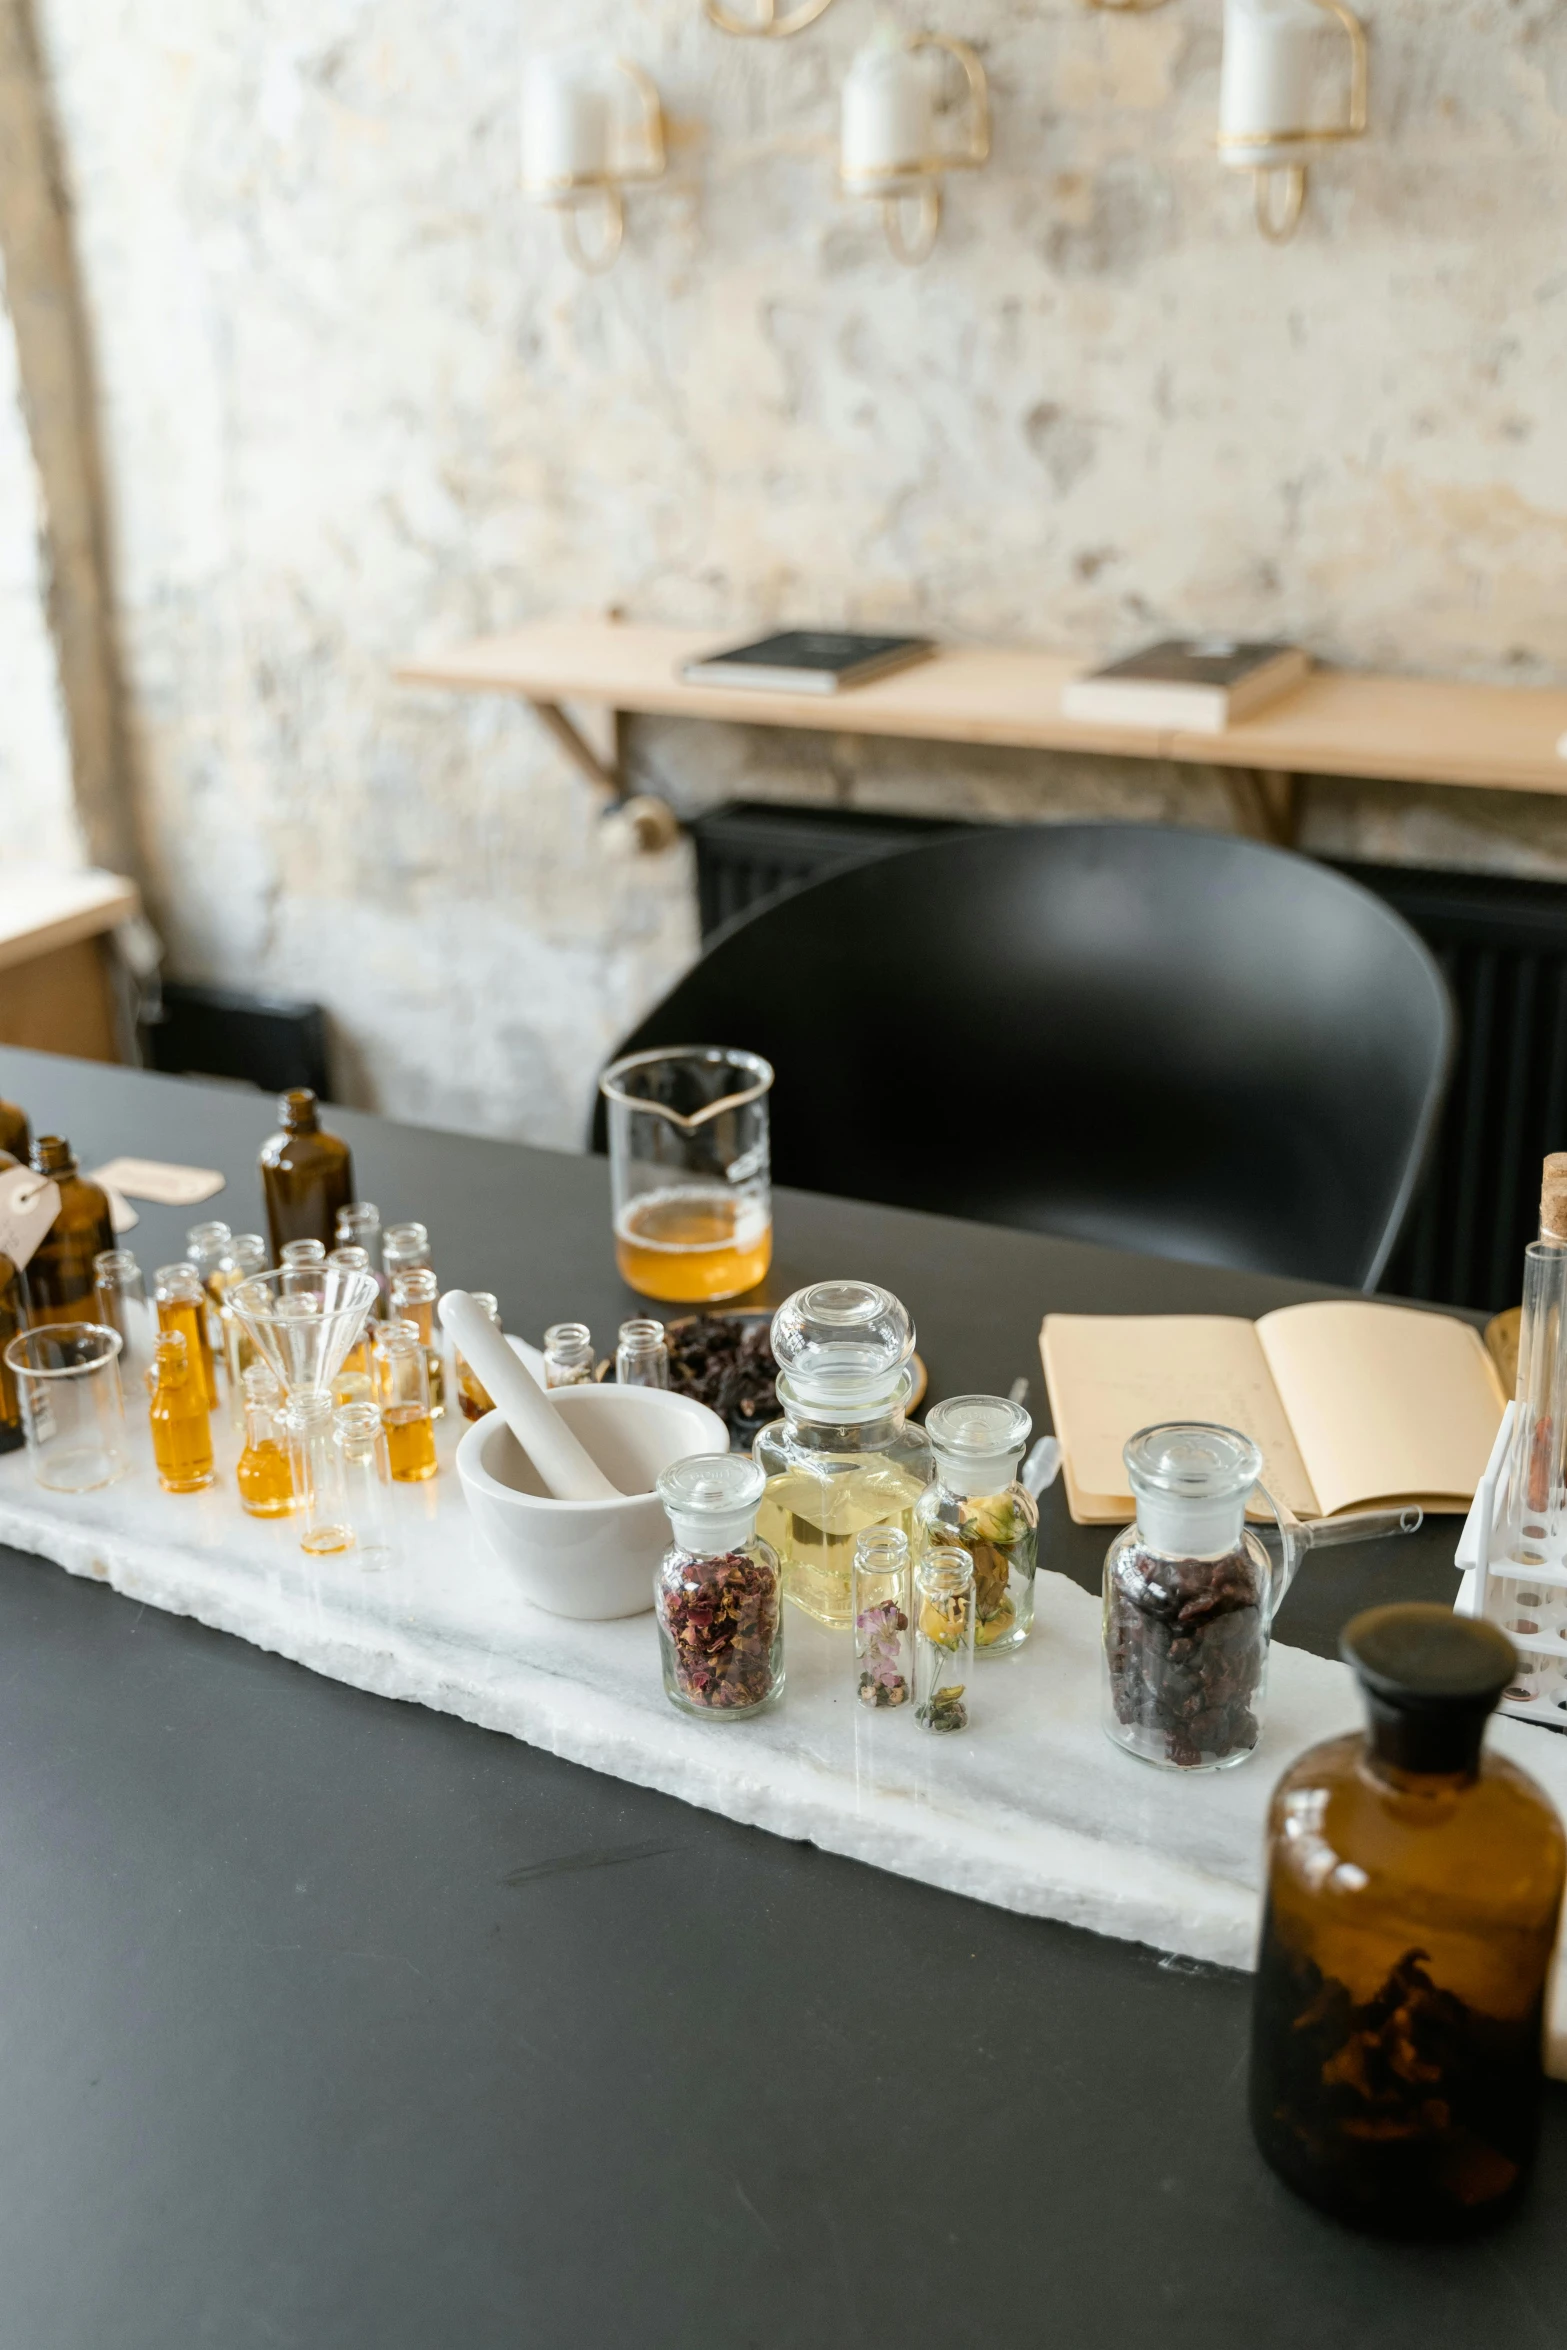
(688, 801), (1567, 1314)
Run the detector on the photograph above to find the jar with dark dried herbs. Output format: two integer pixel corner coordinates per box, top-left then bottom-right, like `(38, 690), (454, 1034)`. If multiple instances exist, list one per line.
(1103, 1422), (1284, 1772)
(655, 1453), (783, 1720)
(915, 1394), (1038, 1655)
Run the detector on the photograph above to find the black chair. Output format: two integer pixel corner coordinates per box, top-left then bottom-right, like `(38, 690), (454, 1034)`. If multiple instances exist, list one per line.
(595, 822), (1454, 1290)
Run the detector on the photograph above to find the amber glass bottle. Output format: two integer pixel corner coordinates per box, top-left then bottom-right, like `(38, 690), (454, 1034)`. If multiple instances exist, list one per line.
(1250, 1605), (1565, 2236)
(0, 1097), (30, 1162)
(258, 1090), (354, 1260)
(0, 1249), (24, 1453)
(25, 1137), (115, 1321)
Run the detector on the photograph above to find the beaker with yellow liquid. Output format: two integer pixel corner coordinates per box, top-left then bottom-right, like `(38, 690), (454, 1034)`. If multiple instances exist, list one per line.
(600, 1047), (774, 1304)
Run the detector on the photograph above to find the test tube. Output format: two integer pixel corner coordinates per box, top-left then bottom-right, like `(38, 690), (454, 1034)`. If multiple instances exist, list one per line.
(1503, 1238), (1567, 1568)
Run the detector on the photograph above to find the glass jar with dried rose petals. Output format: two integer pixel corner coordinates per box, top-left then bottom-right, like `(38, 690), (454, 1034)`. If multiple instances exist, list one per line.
(654, 1452), (784, 1719)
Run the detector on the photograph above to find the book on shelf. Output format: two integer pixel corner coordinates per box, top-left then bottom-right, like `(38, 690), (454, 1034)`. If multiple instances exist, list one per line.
(1040, 1301), (1505, 1526)
(1061, 637), (1310, 733)
(680, 629), (935, 696)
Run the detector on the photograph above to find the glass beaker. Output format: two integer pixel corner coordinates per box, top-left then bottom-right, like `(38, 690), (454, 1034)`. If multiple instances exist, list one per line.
(4, 1322), (131, 1491)
(599, 1046), (773, 1304)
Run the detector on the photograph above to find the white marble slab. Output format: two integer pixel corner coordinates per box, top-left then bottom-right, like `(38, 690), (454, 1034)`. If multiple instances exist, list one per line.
(4, 1416), (1566, 2071)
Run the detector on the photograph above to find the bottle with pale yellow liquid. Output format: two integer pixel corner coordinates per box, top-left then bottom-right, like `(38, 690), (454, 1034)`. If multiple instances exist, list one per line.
(754, 1281), (931, 1630)
(600, 1046), (773, 1304)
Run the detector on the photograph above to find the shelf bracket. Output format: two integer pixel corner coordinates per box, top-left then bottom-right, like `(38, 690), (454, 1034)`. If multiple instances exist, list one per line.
(527, 698), (625, 801)
(1222, 768), (1302, 850)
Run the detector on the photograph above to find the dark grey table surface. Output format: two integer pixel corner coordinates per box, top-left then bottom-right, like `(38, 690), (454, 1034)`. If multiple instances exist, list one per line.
(0, 1044), (1558, 2350)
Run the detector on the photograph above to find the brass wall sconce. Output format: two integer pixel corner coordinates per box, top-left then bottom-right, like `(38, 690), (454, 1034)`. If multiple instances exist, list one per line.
(705, 0), (837, 32)
(521, 57), (667, 273)
(1218, 0), (1367, 243)
(839, 30), (990, 266)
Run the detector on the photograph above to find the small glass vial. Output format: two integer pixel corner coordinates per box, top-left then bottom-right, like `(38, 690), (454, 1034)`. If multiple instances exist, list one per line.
(543, 1322), (594, 1389)
(334, 1401), (395, 1567)
(454, 1292), (501, 1422)
(382, 1222), (431, 1284)
(214, 1235), (267, 1402)
(914, 1547), (975, 1732)
(328, 1246), (375, 1397)
(94, 1247), (156, 1392)
(146, 1329), (215, 1494)
(654, 1453), (783, 1719)
(237, 1363), (294, 1518)
(336, 1202), (384, 1310)
(915, 1395), (1039, 1657)
(372, 1320), (437, 1483)
(853, 1527), (912, 1709)
(616, 1317), (670, 1390)
(285, 1390), (354, 1554)
(153, 1262), (218, 1412)
(281, 1238), (325, 1274)
(184, 1220), (233, 1347)
(389, 1267), (444, 1417)
(1252, 1606), (1567, 2236)
(259, 1088), (354, 1261)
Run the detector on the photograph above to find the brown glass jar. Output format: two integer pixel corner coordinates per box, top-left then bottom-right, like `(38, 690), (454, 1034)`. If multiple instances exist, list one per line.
(0, 1249), (24, 1453)
(25, 1136), (115, 1322)
(0, 1097), (30, 1162)
(258, 1089), (355, 1260)
(1250, 1605), (1565, 2236)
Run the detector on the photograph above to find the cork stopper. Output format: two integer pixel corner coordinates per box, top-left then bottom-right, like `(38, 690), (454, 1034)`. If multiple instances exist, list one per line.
(1541, 1154), (1567, 1241)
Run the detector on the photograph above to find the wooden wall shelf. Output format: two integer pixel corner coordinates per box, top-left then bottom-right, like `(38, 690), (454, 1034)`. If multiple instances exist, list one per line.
(398, 619), (1567, 847)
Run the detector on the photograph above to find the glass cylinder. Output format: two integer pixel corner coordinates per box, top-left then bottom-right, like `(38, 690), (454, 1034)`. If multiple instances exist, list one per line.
(754, 1281), (931, 1630)
(454, 1292), (500, 1422)
(616, 1317), (670, 1390)
(654, 1453), (783, 1718)
(146, 1329), (215, 1494)
(389, 1266), (444, 1417)
(4, 1322), (130, 1491)
(543, 1322), (595, 1388)
(600, 1046), (773, 1304)
(214, 1235), (267, 1404)
(24, 1137), (115, 1319)
(285, 1390), (354, 1554)
(335, 1401), (395, 1567)
(237, 1363), (294, 1518)
(1251, 1605), (1567, 2236)
(259, 1088), (354, 1260)
(853, 1527), (912, 1709)
(914, 1546), (974, 1732)
(153, 1263), (218, 1412)
(372, 1320), (437, 1483)
(94, 1247), (157, 1394)
(1103, 1423), (1275, 1772)
(915, 1394), (1039, 1657)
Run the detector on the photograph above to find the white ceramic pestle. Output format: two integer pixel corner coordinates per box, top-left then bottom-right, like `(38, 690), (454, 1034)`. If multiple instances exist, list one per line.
(439, 1290), (620, 1502)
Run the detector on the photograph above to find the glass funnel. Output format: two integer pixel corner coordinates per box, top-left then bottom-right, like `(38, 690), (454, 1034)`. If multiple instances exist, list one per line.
(229, 1265), (378, 1400)
(600, 1046), (773, 1304)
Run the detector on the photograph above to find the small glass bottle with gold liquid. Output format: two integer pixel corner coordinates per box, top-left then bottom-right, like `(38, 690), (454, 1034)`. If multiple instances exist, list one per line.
(328, 1245), (376, 1401)
(184, 1219), (232, 1348)
(389, 1266), (444, 1418)
(259, 1089), (355, 1261)
(754, 1282), (931, 1630)
(25, 1136), (115, 1320)
(454, 1291), (501, 1422)
(153, 1263), (218, 1412)
(147, 1330), (215, 1494)
(237, 1363), (294, 1518)
(373, 1321), (438, 1482)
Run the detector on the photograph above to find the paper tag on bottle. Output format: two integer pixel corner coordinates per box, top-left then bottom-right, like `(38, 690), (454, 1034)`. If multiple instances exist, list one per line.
(88, 1157), (226, 1207)
(0, 1166), (61, 1273)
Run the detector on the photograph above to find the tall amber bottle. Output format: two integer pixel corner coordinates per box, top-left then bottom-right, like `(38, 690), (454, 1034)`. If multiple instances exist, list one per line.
(25, 1136), (115, 1321)
(1250, 1605), (1566, 2236)
(258, 1089), (355, 1260)
(0, 1130), (26, 1451)
(0, 1097), (30, 1161)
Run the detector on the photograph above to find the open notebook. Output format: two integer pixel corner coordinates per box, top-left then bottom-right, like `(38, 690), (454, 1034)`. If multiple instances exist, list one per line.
(1040, 1302), (1507, 1525)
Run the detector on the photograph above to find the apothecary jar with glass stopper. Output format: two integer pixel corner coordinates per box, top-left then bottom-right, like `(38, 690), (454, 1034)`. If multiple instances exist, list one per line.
(914, 1394), (1038, 1654)
(753, 1280), (930, 1629)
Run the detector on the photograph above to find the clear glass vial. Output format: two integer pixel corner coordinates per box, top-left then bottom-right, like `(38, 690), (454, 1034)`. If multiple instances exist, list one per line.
(616, 1317), (669, 1390)
(754, 1281), (931, 1630)
(1251, 1606), (1567, 2237)
(94, 1247), (156, 1392)
(285, 1389), (354, 1555)
(389, 1267), (444, 1417)
(372, 1320), (437, 1483)
(914, 1547), (975, 1733)
(454, 1292), (500, 1423)
(334, 1401), (395, 1567)
(381, 1222), (431, 1284)
(335, 1202), (384, 1309)
(915, 1395), (1039, 1657)
(237, 1363), (294, 1518)
(214, 1235), (267, 1404)
(654, 1453), (783, 1719)
(543, 1322), (595, 1389)
(146, 1329), (215, 1494)
(853, 1527), (912, 1709)
(184, 1221), (233, 1348)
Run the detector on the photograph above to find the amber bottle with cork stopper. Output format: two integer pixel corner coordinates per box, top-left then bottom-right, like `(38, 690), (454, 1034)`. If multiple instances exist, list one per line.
(1250, 1604), (1566, 2236)
(258, 1089), (355, 1260)
(25, 1137), (115, 1320)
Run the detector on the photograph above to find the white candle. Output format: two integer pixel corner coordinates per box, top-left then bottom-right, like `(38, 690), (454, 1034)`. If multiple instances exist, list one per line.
(841, 33), (933, 183)
(1220, 0), (1320, 167)
(522, 58), (612, 190)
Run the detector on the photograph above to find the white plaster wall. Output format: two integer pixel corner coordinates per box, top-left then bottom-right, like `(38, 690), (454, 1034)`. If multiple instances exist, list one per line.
(0, 260), (81, 872)
(29, 0), (1567, 1140)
